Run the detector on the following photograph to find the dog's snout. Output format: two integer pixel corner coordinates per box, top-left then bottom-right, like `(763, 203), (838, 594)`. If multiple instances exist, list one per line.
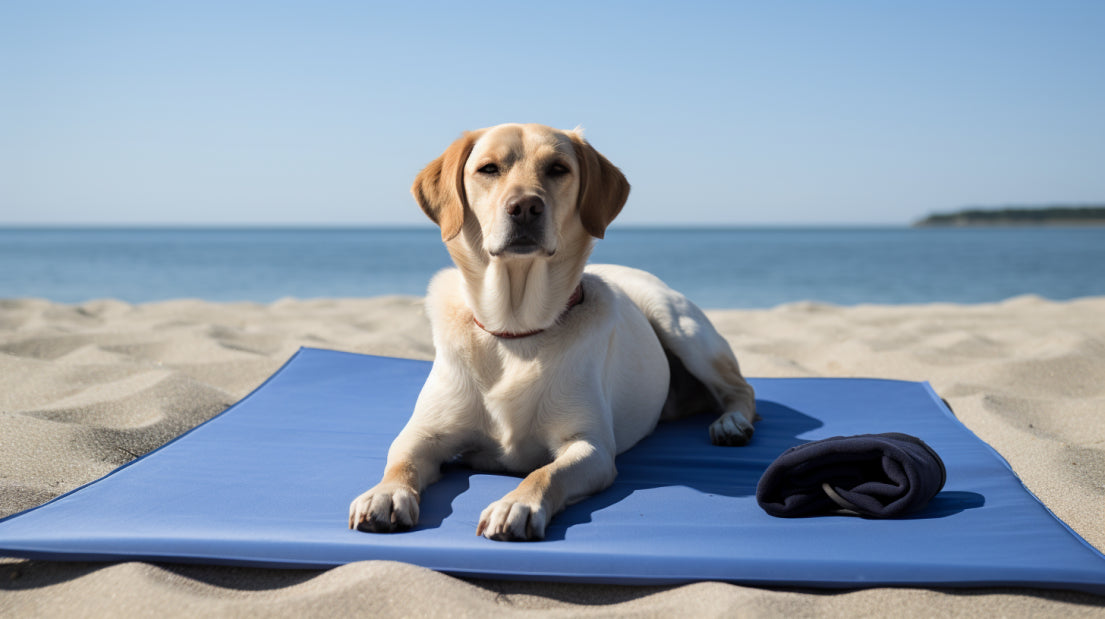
(494, 194), (549, 256)
(508, 196), (545, 225)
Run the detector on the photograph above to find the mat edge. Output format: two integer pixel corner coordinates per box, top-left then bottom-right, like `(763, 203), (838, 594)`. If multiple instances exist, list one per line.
(0, 347), (321, 525)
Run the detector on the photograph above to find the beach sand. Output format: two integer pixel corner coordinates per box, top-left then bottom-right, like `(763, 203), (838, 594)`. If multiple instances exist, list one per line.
(2, 295), (1104, 616)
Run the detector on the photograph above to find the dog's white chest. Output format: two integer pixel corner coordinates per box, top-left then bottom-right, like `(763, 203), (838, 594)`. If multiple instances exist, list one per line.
(485, 420), (552, 473)
(478, 365), (556, 472)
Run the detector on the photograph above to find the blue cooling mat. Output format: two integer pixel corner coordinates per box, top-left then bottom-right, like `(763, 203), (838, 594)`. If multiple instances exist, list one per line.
(3, 347), (1105, 593)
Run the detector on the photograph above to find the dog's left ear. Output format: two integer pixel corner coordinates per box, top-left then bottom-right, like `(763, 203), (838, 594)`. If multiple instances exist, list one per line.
(411, 130), (484, 241)
(570, 132), (630, 239)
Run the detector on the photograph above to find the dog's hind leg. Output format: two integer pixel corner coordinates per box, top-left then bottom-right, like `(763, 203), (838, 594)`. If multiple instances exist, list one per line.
(594, 265), (757, 446)
(655, 307), (757, 445)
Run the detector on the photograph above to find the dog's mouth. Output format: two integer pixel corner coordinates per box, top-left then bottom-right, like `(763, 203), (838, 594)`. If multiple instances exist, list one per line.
(489, 233), (555, 258)
(498, 238), (540, 255)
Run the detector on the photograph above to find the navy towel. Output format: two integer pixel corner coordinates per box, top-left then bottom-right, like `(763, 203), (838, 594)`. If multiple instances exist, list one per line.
(756, 432), (946, 518)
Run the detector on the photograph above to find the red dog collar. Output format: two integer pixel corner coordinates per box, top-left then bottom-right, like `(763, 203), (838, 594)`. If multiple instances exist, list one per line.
(473, 283), (584, 339)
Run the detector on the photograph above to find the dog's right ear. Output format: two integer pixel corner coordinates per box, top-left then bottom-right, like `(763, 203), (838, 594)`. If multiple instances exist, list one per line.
(411, 130), (483, 241)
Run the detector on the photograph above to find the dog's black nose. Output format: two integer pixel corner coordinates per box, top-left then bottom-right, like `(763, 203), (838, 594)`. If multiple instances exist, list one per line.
(507, 196), (545, 225)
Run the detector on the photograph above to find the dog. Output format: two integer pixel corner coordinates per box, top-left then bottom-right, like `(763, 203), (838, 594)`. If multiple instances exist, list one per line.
(348, 123), (757, 541)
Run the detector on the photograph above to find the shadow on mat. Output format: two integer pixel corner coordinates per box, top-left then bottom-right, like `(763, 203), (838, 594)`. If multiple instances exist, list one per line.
(412, 400), (824, 538)
(415, 465), (473, 530)
(409, 399), (985, 539)
(904, 491), (985, 519)
(543, 400), (821, 540)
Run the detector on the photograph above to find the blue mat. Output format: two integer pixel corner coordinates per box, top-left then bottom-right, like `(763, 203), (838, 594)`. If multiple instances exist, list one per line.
(3, 347), (1105, 593)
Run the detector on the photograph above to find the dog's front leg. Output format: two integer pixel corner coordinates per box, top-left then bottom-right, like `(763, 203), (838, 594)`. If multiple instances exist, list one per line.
(348, 431), (451, 533)
(477, 439), (615, 541)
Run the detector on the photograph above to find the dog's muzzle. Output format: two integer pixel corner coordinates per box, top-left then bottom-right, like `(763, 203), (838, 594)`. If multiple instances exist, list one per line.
(496, 195), (549, 256)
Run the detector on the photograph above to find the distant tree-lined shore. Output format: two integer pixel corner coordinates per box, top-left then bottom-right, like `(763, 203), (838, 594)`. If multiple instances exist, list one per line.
(914, 206), (1105, 227)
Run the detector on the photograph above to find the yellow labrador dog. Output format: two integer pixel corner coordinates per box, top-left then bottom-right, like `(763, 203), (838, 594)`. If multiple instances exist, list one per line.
(349, 123), (757, 541)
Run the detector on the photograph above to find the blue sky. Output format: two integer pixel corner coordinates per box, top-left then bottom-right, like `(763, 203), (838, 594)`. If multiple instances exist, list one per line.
(2, 1), (1103, 226)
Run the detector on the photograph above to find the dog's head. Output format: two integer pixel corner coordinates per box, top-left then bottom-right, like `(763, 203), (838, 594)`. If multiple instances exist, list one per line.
(412, 124), (630, 258)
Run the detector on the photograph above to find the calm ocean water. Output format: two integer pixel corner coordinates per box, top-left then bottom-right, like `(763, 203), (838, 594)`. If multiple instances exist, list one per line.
(2, 227), (1103, 308)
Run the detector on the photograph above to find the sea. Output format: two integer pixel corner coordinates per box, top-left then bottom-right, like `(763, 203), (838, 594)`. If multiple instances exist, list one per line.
(2, 226), (1104, 309)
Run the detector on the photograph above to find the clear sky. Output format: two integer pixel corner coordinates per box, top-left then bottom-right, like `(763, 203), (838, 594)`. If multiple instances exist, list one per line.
(2, 1), (1103, 226)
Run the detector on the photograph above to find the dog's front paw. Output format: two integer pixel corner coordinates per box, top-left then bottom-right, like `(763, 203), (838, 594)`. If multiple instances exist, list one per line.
(476, 497), (547, 541)
(348, 483), (420, 532)
(710, 411), (755, 446)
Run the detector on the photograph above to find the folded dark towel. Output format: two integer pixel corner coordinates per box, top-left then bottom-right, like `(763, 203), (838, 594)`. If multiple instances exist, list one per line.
(756, 432), (946, 518)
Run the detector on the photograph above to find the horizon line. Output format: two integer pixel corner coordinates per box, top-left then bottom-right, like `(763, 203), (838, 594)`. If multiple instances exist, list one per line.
(0, 221), (917, 230)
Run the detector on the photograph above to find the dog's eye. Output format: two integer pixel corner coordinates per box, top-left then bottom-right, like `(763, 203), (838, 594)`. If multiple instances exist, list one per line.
(477, 163), (499, 175)
(546, 163), (570, 178)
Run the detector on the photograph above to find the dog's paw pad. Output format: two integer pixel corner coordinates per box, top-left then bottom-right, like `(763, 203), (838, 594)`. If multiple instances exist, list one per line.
(477, 499), (547, 541)
(710, 411), (755, 446)
(348, 484), (419, 532)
